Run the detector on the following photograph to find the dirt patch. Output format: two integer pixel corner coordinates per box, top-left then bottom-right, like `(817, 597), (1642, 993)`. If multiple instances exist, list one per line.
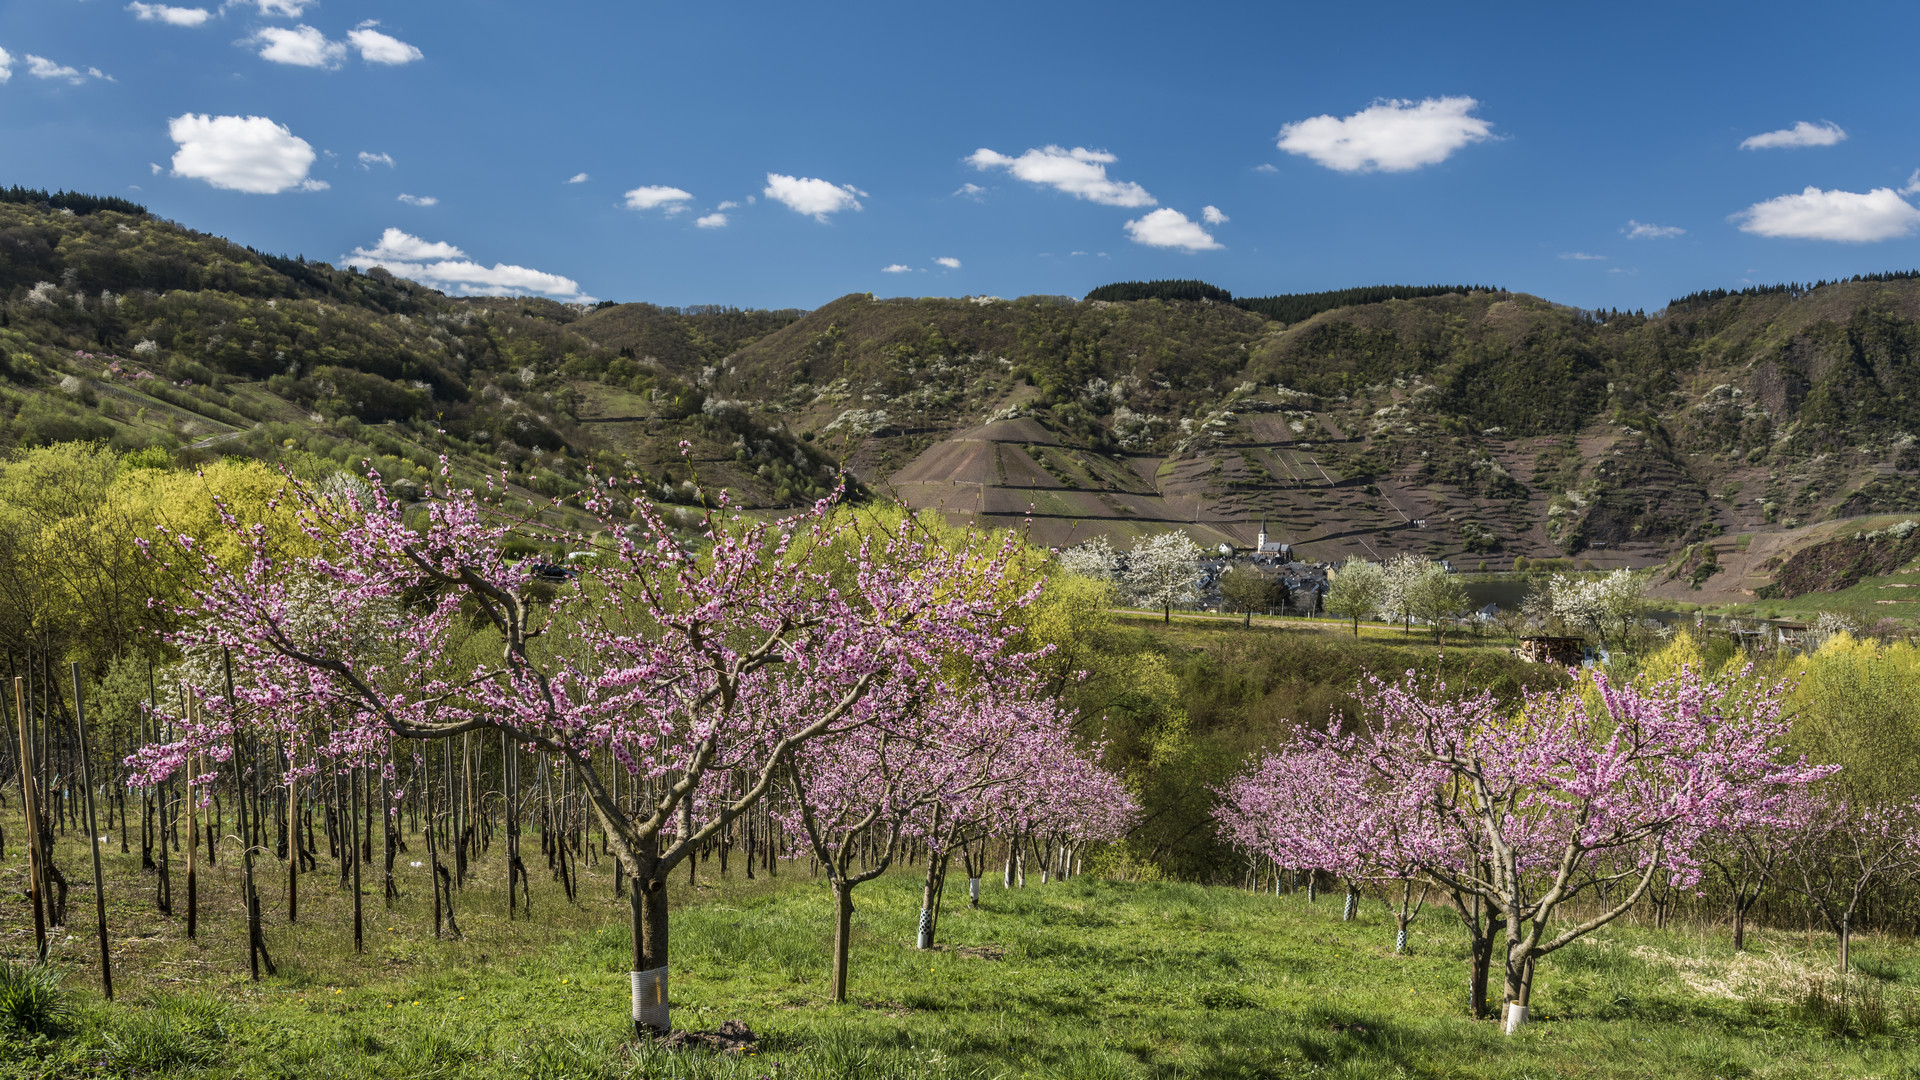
(649, 1020), (758, 1054)
(931, 944), (1006, 961)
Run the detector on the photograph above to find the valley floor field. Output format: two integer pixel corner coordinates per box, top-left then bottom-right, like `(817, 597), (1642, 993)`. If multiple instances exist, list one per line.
(4, 829), (1917, 1079)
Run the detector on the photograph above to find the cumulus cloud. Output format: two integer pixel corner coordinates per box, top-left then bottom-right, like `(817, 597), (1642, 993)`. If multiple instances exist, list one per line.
(354, 228), (463, 261)
(1902, 170), (1920, 197)
(881, 264), (912, 273)
(953, 182), (987, 200)
(565, 172), (589, 184)
(1558, 252), (1605, 261)
(965, 145), (1153, 207)
(715, 200), (740, 210)
(396, 193), (436, 206)
(168, 113), (323, 193)
(250, 25), (345, 68)
(345, 228), (589, 300)
(1123, 208), (1222, 251)
(25, 55), (112, 83)
(1254, 163), (1278, 173)
(1624, 219), (1685, 239)
(623, 185), (694, 212)
(694, 213), (727, 229)
(1201, 205), (1228, 225)
(357, 150), (394, 169)
(1740, 121), (1846, 151)
(1732, 186), (1920, 242)
(128, 2), (211, 25)
(0, 48), (10, 83)
(348, 21), (422, 65)
(1277, 96), (1493, 173)
(232, 0), (313, 14)
(935, 256), (961, 269)
(763, 173), (865, 220)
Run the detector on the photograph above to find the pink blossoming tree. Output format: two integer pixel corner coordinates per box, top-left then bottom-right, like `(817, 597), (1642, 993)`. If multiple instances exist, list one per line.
(1218, 666), (1828, 1031)
(136, 461), (1039, 1035)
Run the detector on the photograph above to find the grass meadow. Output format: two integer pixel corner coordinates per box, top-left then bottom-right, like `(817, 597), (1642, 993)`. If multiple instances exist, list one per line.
(4, 821), (1920, 1079)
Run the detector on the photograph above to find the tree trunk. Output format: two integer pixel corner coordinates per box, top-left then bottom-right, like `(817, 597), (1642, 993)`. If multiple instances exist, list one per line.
(630, 860), (671, 1036)
(831, 882), (854, 1004)
(1732, 903), (1746, 953)
(1504, 950), (1535, 1034)
(1468, 932), (1493, 1019)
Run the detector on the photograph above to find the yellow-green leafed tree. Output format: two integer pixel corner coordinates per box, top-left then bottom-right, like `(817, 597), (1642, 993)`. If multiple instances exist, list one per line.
(0, 443), (332, 673)
(1789, 634), (1920, 803)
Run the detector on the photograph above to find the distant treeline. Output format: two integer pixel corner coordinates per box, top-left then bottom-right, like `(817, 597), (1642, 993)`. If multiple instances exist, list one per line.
(1, 186), (148, 217)
(1083, 279), (1502, 323)
(1668, 270), (1920, 313)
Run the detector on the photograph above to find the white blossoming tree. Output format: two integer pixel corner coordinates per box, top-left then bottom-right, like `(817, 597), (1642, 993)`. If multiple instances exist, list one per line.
(1123, 531), (1202, 623)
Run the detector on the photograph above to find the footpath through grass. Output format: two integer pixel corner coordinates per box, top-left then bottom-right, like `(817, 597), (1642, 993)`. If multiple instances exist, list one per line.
(5, 825), (1920, 1079)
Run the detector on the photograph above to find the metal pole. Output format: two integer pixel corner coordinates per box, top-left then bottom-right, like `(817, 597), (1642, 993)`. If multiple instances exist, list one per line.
(71, 664), (113, 999)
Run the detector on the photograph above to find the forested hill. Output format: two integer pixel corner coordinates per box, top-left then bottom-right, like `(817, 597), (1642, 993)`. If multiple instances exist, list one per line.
(5, 196), (1920, 596)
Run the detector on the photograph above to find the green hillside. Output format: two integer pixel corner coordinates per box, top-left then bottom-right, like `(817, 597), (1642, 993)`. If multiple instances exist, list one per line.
(5, 196), (1920, 597)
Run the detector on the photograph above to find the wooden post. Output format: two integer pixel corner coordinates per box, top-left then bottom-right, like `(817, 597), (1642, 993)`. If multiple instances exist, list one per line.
(14, 677), (48, 962)
(350, 763), (363, 952)
(287, 743), (299, 922)
(71, 664), (113, 999)
(184, 688), (199, 941)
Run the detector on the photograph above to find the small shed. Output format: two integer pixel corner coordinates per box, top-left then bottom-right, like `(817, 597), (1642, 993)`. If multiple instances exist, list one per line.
(1516, 636), (1586, 666)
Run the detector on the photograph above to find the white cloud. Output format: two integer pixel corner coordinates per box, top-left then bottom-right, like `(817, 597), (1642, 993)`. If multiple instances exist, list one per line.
(149, 162), (161, 174)
(953, 182), (987, 200)
(25, 55), (112, 84)
(250, 25), (345, 68)
(1732, 186), (1920, 242)
(397, 193), (436, 206)
(232, 0), (313, 15)
(344, 228), (591, 301)
(1254, 163), (1278, 173)
(1201, 205), (1228, 225)
(565, 172), (589, 184)
(168, 113), (322, 193)
(0, 48), (12, 84)
(1624, 219), (1685, 239)
(715, 200), (739, 210)
(934, 256), (961, 269)
(965, 145), (1153, 207)
(1740, 121), (1845, 151)
(353, 228), (463, 261)
(623, 185), (694, 212)
(1902, 170), (1920, 197)
(348, 22), (422, 65)
(1277, 96), (1493, 173)
(1558, 252), (1606, 261)
(694, 213), (727, 229)
(881, 264), (912, 273)
(1123, 208), (1222, 252)
(357, 150), (394, 169)
(763, 173), (865, 220)
(128, 2), (212, 25)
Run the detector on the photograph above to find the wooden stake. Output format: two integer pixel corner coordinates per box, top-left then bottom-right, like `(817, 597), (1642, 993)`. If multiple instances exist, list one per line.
(71, 664), (113, 999)
(184, 688), (199, 941)
(14, 677), (47, 962)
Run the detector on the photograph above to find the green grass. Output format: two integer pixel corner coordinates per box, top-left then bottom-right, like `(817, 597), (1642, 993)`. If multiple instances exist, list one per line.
(5, 822), (1920, 1078)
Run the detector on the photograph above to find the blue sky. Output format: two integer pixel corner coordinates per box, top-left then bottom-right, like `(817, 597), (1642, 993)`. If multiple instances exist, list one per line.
(5, 0), (1920, 311)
